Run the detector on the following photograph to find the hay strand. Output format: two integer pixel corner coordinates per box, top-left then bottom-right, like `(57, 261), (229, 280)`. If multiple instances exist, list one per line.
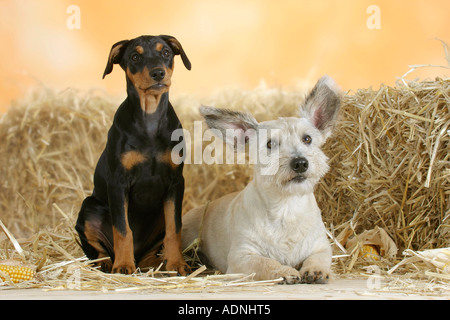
(0, 218), (25, 259)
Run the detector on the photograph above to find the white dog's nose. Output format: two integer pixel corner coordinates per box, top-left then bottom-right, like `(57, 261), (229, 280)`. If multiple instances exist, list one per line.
(291, 157), (309, 173)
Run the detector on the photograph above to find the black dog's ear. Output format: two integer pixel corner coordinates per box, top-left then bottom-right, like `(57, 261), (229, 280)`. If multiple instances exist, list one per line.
(159, 35), (192, 70)
(103, 40), (129, 79)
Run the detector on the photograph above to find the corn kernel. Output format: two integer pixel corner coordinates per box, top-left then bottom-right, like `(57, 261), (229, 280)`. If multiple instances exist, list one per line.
(0, 264), (36, 283)
(360, 245), (380, 261)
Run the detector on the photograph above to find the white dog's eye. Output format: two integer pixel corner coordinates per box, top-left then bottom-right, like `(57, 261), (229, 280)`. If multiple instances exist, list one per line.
(267, 140), (277, 149)
(302, 135), (312, 145)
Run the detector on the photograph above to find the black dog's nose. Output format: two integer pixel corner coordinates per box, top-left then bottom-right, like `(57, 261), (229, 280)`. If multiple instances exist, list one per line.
(150, 68), (166, 81)
(290, 157), (309, 173)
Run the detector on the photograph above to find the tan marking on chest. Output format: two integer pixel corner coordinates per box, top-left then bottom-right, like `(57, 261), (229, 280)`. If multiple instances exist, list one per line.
(158, 150), (179, 170)
(121, 151), (147, 170)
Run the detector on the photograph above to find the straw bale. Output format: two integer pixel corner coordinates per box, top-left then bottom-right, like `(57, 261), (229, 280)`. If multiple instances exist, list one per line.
(0, 88), (115, 239)
(319, 78), (449, 251)
(0, 78), (448, 289)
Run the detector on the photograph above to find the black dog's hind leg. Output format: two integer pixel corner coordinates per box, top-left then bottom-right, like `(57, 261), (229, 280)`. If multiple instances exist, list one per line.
(75, 196), (114, 272)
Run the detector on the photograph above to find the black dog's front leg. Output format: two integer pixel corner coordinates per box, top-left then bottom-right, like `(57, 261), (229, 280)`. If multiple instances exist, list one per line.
(163, 176), (190, 275)
(108, 184), (135, 274)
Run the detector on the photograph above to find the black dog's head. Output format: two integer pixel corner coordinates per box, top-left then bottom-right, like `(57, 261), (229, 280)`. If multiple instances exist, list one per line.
(103, 35), (191, 112)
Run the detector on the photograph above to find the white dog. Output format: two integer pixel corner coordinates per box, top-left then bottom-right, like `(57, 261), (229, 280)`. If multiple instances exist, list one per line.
(182, 75), (341, 284)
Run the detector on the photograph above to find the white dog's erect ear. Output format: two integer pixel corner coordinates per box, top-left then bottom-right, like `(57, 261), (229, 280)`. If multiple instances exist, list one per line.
(300, 75), (341, 138)
(199, 106), (258, 149)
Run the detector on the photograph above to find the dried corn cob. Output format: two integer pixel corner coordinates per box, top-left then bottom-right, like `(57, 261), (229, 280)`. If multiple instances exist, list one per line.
(360, 245), (380, 261)
(0, 264), (36, 283)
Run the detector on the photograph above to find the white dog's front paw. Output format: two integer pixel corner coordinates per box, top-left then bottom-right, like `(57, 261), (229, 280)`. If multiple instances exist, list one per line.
(271, 266), (301, 284)
(299, 266), (331, 284)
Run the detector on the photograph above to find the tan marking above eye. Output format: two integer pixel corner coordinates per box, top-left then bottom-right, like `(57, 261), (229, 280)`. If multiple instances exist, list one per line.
(135, 46), (144, 54)
(155, 42), (164, 52)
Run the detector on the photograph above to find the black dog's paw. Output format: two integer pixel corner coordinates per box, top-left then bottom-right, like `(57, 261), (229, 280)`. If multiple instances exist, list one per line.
(112, 261), (136, 275)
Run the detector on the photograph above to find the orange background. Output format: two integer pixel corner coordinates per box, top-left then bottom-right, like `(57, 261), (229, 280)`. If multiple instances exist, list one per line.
(0, 0), (449, 112)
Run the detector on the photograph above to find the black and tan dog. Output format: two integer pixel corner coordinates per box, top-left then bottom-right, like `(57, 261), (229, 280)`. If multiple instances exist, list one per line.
(76, 35), (191, 275)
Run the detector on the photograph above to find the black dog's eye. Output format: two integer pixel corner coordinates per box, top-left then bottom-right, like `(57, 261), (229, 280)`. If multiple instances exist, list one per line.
(302, 135), (312, 145)
(162, 49), (171, 58)
(131, 53), (141, 62)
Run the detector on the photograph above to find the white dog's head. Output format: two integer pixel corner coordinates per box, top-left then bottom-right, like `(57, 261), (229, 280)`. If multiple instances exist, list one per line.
(200, 75), (341, 196)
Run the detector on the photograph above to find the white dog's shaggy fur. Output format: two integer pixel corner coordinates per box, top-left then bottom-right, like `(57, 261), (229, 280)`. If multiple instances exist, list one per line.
(182, 75), (341, 284)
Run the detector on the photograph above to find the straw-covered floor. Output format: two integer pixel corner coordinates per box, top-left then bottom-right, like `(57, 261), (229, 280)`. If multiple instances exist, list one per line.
(0, 77), (448, 294)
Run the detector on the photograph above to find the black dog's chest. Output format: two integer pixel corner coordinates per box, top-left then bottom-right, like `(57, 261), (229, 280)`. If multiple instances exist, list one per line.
(127, 159), (169, 205)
